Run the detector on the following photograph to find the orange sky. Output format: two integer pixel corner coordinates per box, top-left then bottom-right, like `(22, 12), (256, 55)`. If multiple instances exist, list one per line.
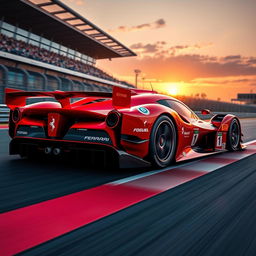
(63, 0), (256, 102)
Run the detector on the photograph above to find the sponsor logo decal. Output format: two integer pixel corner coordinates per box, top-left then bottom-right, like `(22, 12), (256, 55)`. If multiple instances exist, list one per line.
(133, 128), (149, 133)
(181, 127), (190, 137)
(84, 136), (110, 142)
(49, 117), (55, 132)
(138, 107), (150, 115)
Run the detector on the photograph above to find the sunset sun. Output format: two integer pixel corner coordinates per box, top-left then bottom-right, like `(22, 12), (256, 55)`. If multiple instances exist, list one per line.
(166, 83), (179, 96)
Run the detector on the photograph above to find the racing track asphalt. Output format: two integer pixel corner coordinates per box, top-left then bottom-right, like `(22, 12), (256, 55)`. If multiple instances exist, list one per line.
(0, 118), (256, 255)
(0, 118), (255, 213)
(0, 131), (149, 213)
(21, 153), (256, 256)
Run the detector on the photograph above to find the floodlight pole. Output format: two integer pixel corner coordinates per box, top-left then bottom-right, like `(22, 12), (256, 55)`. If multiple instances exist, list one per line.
(134, 69), (141, 88)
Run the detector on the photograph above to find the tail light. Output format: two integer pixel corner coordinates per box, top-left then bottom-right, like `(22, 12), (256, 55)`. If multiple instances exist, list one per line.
(106, 111), (121, 128)
(12, 108), (21, 123)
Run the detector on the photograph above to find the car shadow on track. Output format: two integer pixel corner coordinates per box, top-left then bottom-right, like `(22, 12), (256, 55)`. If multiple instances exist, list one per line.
(0, 154), (151, 213)
(7, 153), (150, 176)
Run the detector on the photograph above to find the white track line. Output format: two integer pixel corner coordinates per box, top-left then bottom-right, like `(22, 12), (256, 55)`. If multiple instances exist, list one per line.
(111, 139), (256, 185)
(244, 139), (256, 145)
(110, 159), (205, 185)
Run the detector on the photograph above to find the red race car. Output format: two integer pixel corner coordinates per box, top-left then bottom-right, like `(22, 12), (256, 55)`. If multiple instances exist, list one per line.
(5, 86), (242, 168)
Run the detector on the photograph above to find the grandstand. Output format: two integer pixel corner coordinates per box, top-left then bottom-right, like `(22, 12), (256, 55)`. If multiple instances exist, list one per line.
(232, 93), (256, 105)
(0, 0), (136, 103)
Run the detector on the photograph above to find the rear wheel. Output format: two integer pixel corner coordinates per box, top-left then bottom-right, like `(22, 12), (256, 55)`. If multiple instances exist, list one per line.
(226, 118), (241, 151)
(149, 115), (177, 168)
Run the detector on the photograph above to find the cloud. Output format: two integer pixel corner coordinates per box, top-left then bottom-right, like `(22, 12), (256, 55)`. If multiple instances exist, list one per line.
(192, 77), (256, 85)
(130, 41), (166, 53)
(155, 18), (166, 28)
(109, 19), (166, 32)
(129, 42), (255, 82)
(130, 43), (158, 53)
(223, 55), (241, 61)
(247, 58), (256, 65)
(130, 41), (213, 57)
(168, 44), (212, 55)
(106, 53), (256, 82)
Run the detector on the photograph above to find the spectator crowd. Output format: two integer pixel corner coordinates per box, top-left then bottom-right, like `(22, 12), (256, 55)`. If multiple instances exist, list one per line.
(0, 33), (120, 83)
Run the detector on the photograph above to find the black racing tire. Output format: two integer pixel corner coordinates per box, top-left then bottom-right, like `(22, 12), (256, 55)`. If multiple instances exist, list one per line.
(149, 115), (177, 168)
(226, 118), (241, 151)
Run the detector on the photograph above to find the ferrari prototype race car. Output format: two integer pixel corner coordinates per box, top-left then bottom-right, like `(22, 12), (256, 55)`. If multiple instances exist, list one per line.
(5, 86), (242, 168)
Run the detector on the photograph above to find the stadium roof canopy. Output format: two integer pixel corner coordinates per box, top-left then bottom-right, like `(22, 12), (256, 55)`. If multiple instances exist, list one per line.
(0, 0), (136, 59)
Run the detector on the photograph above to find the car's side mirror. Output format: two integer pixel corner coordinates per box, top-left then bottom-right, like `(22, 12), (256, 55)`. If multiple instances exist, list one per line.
(201, 109), (211, 115)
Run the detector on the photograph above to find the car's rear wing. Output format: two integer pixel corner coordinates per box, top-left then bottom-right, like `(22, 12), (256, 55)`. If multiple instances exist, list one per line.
(5, 88), (112, 110)
(112, 86), (156, 108)
(5, 86), (156, 110)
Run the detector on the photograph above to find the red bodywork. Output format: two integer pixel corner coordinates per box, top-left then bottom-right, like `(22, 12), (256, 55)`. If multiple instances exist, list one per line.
(5, 87), (242, 168)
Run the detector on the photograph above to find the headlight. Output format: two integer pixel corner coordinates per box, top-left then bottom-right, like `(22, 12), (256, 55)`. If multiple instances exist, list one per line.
(106, 111), (121, 128)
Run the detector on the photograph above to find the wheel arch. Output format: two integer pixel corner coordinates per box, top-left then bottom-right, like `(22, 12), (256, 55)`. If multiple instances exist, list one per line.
(147, 112), (179, 167)
(156, 112), (179, 141)
(230, 117), (243, 149)
(218, 115), (242, 150)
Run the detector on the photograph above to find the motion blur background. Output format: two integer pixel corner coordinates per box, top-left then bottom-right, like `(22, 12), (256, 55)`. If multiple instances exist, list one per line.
(64, 0), (256, 103)
(0, 0), (256, 117)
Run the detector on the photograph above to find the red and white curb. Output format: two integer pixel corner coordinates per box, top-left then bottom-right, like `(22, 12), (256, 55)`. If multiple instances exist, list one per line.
(1, 140), (256, 256)
(0, 125), (8, 130)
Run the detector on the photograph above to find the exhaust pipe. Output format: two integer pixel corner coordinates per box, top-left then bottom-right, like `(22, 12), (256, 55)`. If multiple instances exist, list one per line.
(53, 148), (61, 156)
(44, 147), (52, 155)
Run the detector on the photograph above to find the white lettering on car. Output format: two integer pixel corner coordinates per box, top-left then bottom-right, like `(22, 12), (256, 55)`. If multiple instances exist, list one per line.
(182, 127), (190, 137)
(17, 131), (28, 135)
(133, 128), (149, 132)
(84, 136), (110, 142)
(116, 92), (127, 98)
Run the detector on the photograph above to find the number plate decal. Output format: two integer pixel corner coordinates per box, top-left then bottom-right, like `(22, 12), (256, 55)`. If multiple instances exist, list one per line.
(216, 132), (223, 147)
(191, 129), (199, 146)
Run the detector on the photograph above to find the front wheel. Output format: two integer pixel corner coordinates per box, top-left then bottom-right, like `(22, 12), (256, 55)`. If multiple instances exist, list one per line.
(226, 118), (241, 151)
(149, 115), (177, 168)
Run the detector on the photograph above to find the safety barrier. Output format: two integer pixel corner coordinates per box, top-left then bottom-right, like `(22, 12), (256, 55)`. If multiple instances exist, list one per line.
(0, 104), (10, 123)
(195, 111), (256, 120)
(176, 95), (256, 113)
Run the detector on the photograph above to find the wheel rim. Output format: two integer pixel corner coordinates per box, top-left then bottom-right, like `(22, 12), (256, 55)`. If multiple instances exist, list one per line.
(154, 120), (174, 162)
(230, 121), (240, 148)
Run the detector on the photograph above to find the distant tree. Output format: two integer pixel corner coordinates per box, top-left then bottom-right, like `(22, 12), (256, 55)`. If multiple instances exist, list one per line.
(195, 93), (200, 97)
(201, 93), (207, 99)
(217, 97), (221, 101)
